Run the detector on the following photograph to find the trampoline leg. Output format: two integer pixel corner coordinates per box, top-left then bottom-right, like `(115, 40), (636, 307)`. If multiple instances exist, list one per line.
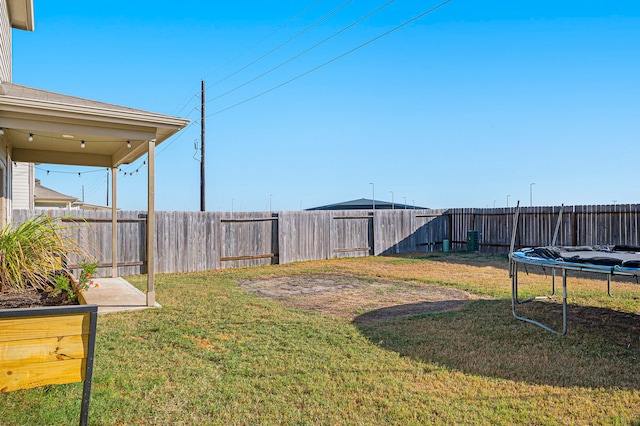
(560, 269), (568, 335)
(512, 264), (568, 336)
(607, 274), (613, 297)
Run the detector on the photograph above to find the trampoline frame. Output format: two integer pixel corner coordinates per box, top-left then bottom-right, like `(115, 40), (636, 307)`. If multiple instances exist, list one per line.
(508, 203), (640, 335)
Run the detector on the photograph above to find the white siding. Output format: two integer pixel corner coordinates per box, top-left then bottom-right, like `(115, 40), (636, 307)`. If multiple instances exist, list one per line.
(0, 0), (10, 224)
(0, 0), (11, 82)
(11, 161), (33, 209)
(0, 144), (7, 225)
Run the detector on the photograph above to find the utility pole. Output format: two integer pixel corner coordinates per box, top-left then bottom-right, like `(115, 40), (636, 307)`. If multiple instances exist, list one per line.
(200, 80), (206, 212)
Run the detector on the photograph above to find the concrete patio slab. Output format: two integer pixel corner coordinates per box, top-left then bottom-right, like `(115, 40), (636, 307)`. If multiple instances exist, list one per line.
(79, 277), (160, 314)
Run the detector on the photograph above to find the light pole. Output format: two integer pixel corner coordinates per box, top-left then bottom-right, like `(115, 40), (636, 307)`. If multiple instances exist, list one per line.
(231, 198), (234, 216)
(390, 191), (394, 209)
(403, 197), (407, 209)
(369, 183), (375, 210)
(530, 183), (535, 207)
(412, 199), (415, 210)
(493, 200), (496, 208)
(507, 195), (511, 208)
(269, 194), (273, 213)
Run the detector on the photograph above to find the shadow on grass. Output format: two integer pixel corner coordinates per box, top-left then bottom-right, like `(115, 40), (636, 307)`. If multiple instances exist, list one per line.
(389, 251), (511, 271)
(354, 299), (640, 390)
(391, 251), (640, 284)
(353, 300), (470, 322)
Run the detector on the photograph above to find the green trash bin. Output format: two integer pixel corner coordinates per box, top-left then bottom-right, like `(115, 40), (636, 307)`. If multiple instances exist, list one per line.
(443, 239), (450, 253)
(466, 230), (479, 253)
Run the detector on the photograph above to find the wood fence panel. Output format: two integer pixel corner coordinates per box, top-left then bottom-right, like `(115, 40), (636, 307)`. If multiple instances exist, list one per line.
(330, 211), (373, 258)
(278, 211), (330, 263)
(376, 210), (419, 255)
(219, 212), (278, 268)
(13, 204), (640, 274)
(420, 209), (448, 252)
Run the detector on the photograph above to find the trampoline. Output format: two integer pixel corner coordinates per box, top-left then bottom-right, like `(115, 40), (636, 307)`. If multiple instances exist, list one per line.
(508, 203), (640, 335)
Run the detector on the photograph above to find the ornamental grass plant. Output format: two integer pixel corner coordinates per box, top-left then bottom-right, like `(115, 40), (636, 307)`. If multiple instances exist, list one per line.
(0, 215), (87, 292)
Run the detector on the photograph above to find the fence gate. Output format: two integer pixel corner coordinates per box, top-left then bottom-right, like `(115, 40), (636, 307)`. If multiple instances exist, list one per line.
(331, 213), (374, 258)
(219, 215), (279, 268)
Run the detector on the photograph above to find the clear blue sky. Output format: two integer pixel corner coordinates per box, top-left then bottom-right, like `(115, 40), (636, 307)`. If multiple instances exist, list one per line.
(11, 0), (640, 211)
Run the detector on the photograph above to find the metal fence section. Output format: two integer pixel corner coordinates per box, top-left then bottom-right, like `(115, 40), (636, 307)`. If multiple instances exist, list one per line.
(12, 204), (640, 276)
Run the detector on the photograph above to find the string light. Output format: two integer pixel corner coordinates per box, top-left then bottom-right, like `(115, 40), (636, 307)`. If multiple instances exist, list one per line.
(30, 131), (165, 179)
(36, 166), (108, 177)
(127, 140), (131, 148)
(28, 133), (33, 142)
(0, 127), (4, 135)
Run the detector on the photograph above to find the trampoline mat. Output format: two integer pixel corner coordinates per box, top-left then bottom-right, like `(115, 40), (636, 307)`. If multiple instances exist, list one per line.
(514, 245), (640, 269)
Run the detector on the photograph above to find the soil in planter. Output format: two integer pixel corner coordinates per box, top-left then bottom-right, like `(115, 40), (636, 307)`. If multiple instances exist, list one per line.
(0, 288), (78, 309)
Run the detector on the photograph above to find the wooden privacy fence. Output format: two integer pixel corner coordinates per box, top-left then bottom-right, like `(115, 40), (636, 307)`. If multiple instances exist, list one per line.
(447, 204), (640, 252)
(12, 204), (640, 276)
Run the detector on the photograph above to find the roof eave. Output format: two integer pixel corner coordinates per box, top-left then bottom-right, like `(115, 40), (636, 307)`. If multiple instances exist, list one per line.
(0, 96), (189, 133)
(7, 0), (34, 31)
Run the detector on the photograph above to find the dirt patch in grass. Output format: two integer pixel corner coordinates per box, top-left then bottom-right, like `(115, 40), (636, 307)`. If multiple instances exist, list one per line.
(238, 274), (488, 321)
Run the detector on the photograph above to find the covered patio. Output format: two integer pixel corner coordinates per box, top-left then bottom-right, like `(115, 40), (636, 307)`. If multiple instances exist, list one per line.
(0, 81), (189, 307)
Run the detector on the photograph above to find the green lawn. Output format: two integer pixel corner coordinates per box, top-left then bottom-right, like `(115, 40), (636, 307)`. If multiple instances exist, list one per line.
(1, 253), (639, 425)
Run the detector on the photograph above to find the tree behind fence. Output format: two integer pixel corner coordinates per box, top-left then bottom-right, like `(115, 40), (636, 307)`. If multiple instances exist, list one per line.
(12, 204), (640, 276)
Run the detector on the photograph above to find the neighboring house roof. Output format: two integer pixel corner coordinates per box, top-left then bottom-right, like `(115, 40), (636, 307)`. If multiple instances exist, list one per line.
(34, 179), (77, 204)
(33, 179), (112, 210)
(306, 198), (428, 211)
(73, 202), (113, 211)
(0, 81), (190, 167)
(7, 0), (34, 31)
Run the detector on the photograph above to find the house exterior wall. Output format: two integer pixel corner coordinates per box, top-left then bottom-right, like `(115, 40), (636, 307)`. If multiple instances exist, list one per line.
(0, 143), (9, 226)
(12, 161), (33, 209)
(0, 1), (10, 225)
(0, 0), (11, 82)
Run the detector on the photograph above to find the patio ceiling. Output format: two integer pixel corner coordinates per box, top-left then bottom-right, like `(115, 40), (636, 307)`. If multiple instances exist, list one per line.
(0, 81), (189, 306)
(0, 82), (189, 167)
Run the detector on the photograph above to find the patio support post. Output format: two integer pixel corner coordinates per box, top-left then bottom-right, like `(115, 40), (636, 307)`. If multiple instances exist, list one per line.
(111, 167), (118, 278)
(147, 139), (156, 306)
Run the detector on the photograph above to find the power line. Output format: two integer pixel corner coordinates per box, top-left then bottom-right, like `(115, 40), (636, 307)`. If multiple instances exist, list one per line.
(207, 0), (452, 118)
(157, 121), (197, 157)
(202, 0), (323, 84)
(171, 1), (323, 117)
(206, 0), (354, 91)
(133, 1), (351, 171)
(173, 93), (199, 117)
(207, 0), (398, 105)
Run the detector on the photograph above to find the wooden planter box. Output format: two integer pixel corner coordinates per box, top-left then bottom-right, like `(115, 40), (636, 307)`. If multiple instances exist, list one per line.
(0, 304), (98, 426)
